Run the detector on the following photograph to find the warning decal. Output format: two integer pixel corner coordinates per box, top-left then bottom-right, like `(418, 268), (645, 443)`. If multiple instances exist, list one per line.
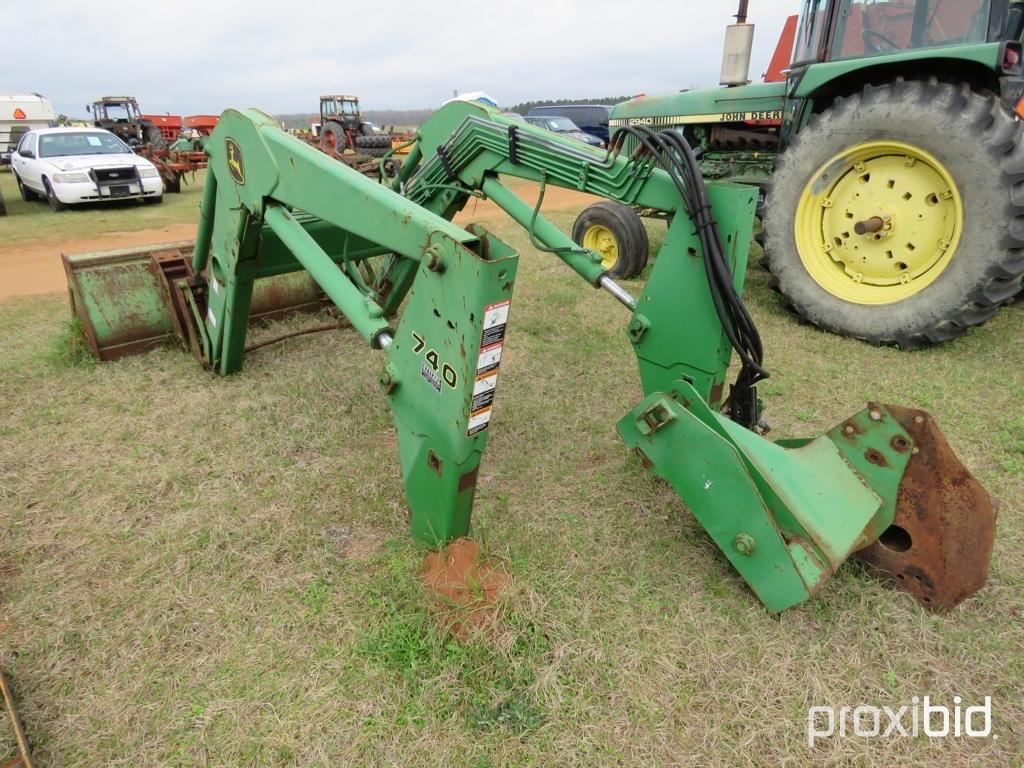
(467, 300), (512, 436)
(481, 300), (511, 347)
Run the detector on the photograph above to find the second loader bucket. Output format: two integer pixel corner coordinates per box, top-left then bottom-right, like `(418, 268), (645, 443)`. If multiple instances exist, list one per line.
(63, 241), (326, 362)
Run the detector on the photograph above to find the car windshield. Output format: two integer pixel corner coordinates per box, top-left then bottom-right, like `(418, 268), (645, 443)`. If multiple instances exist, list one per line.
(540, 117), (579, 131)
(39, 132), (131, 158)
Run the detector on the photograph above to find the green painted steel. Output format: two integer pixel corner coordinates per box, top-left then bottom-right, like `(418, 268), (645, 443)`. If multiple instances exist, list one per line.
(66, 100), (975, 611)
(610, 82), (787, 125)
(607, 1), (1014, 187)
(618, 384), (914, 612)
(386, 225), (519, 544)
(791, 42), (1003, 100)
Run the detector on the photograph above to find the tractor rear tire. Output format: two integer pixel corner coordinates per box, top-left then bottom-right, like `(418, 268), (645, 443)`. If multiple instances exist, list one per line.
(321, 123), (345, 152)
(145, 125), (167, 150)
(572, 201), (649, 279)
(762, 79), (1024, 348)
(355, 135), (391, 150)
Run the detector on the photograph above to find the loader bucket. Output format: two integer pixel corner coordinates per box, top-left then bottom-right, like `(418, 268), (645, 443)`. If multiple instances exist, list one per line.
(63, 241), (326, 361)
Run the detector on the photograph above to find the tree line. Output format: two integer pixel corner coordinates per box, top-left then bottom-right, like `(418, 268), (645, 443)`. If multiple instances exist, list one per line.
(505, 96), (634, 115)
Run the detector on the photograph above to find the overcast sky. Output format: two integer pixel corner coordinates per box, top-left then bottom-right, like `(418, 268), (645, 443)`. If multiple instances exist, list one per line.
(8, 1), (799, 116)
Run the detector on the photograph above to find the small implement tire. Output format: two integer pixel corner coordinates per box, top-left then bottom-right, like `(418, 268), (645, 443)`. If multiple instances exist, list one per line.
(572, 201), (649, 279)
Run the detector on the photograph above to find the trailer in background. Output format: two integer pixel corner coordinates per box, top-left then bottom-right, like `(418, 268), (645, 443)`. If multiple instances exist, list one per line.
(0, 93), (55, 164)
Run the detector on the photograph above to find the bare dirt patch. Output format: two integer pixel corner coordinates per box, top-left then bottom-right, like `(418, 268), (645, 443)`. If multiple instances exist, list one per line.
(0, 223), (198, 302)
(0, 180), (598, 304)
(420, 538), (510, 640)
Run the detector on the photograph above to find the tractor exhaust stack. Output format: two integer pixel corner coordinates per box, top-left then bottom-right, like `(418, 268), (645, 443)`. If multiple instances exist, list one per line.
(721, 1), (755, 86)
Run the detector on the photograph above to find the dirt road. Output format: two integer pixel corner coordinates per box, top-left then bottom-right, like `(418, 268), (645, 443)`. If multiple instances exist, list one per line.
(0, 182), (598, 303)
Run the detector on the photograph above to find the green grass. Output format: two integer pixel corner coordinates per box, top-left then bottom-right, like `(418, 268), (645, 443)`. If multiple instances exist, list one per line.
(0, 168), (205, 246)
(0, 202), (1022, 766)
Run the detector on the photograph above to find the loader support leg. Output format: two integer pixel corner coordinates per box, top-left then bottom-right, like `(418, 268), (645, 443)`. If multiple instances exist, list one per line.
(384, 225), (519, 546)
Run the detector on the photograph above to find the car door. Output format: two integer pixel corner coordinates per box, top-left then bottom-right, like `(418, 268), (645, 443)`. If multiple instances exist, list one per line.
(11, 132), (42, 191)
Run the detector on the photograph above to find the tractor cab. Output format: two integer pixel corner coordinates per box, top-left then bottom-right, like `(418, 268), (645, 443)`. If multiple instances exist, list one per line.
(320, 95), (362, 131)
(89, 96), (145, 144)
(318, 95), (369, 151)
(793, 0), (1013, 65)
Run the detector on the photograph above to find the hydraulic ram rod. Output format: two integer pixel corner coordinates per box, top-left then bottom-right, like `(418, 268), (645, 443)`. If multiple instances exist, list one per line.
(263, 204), (392, 347)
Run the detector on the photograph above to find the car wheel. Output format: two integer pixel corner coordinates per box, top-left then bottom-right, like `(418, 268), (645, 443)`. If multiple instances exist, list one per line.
(143, 195), (163, 205)
(43, 178), (67, 212)
(15, 173), (39, 202)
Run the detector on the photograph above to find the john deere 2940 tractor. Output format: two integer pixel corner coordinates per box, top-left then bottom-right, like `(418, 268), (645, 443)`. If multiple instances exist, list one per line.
(61, 98), (995, 614)
(589, 0), (1024, 347)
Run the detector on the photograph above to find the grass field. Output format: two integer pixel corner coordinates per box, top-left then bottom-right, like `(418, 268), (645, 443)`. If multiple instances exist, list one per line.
(0, 188), (1022, 766)
(0, 168), (206, 245)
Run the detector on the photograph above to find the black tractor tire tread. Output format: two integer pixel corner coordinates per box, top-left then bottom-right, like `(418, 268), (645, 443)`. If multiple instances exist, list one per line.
(321, 123), (345, 151)
(571, 200), (649, 279)
(144, 124), (167, 150)
(355, 135), (391, 149)
(761, 78), (1024, 349)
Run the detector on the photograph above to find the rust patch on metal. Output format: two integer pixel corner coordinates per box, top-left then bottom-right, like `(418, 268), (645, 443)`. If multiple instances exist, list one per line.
(855, 405), (996, 611)
(890, 435), (911, 453)
(634, 447), (653, 470)
(865, 448), (889, 468)
(420, 538), (509, 641)
(457, 468), (479, 493)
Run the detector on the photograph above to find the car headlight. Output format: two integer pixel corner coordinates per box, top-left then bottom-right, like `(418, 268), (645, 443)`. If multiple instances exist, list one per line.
(52, 172), (90, 184)
(138, 167), (161, 179)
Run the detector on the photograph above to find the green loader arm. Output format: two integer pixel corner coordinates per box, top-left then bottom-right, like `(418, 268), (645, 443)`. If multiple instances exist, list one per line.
(68, 103), (995, 613)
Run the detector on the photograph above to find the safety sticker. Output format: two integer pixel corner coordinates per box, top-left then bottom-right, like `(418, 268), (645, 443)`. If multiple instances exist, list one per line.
(468, 299), (512, 436)
(476, 343), (504, 376)
(467, 407), (492, 436)
(481, 300), (511, 348)
(471, 373), (498, 412)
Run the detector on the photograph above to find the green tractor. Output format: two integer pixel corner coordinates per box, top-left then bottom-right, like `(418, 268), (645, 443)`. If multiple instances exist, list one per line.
(585, 0), (1024, 347)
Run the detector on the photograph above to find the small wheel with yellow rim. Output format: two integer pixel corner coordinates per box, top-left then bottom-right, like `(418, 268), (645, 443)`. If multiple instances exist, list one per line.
(571, 201), (649, 279)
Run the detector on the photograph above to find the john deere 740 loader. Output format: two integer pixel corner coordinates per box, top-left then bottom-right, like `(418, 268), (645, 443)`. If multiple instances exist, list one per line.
(587, 0), (1024, 348)
(63, 99), (995, 613)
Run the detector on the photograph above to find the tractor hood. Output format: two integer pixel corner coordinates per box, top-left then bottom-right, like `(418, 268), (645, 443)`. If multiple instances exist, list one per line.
(611, 81), (787, 127)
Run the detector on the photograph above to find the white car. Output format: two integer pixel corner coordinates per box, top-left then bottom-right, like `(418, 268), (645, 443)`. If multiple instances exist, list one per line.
(10, 127), (164, 211)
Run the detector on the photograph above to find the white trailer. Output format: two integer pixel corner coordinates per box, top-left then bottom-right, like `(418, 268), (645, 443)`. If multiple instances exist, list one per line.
(0, 93), (55, 164)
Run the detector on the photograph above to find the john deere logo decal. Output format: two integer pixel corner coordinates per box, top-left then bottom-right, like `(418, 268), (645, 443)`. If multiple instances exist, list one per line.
(225, 138), (245, 184)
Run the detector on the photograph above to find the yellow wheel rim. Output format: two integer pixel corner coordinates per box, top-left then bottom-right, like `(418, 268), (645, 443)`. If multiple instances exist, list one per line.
(583, 224), (620, 270)
(794, 140), (963, 305)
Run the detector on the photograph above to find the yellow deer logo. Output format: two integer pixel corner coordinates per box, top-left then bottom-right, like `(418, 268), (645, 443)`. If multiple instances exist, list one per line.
(225, 138), (245, 185)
